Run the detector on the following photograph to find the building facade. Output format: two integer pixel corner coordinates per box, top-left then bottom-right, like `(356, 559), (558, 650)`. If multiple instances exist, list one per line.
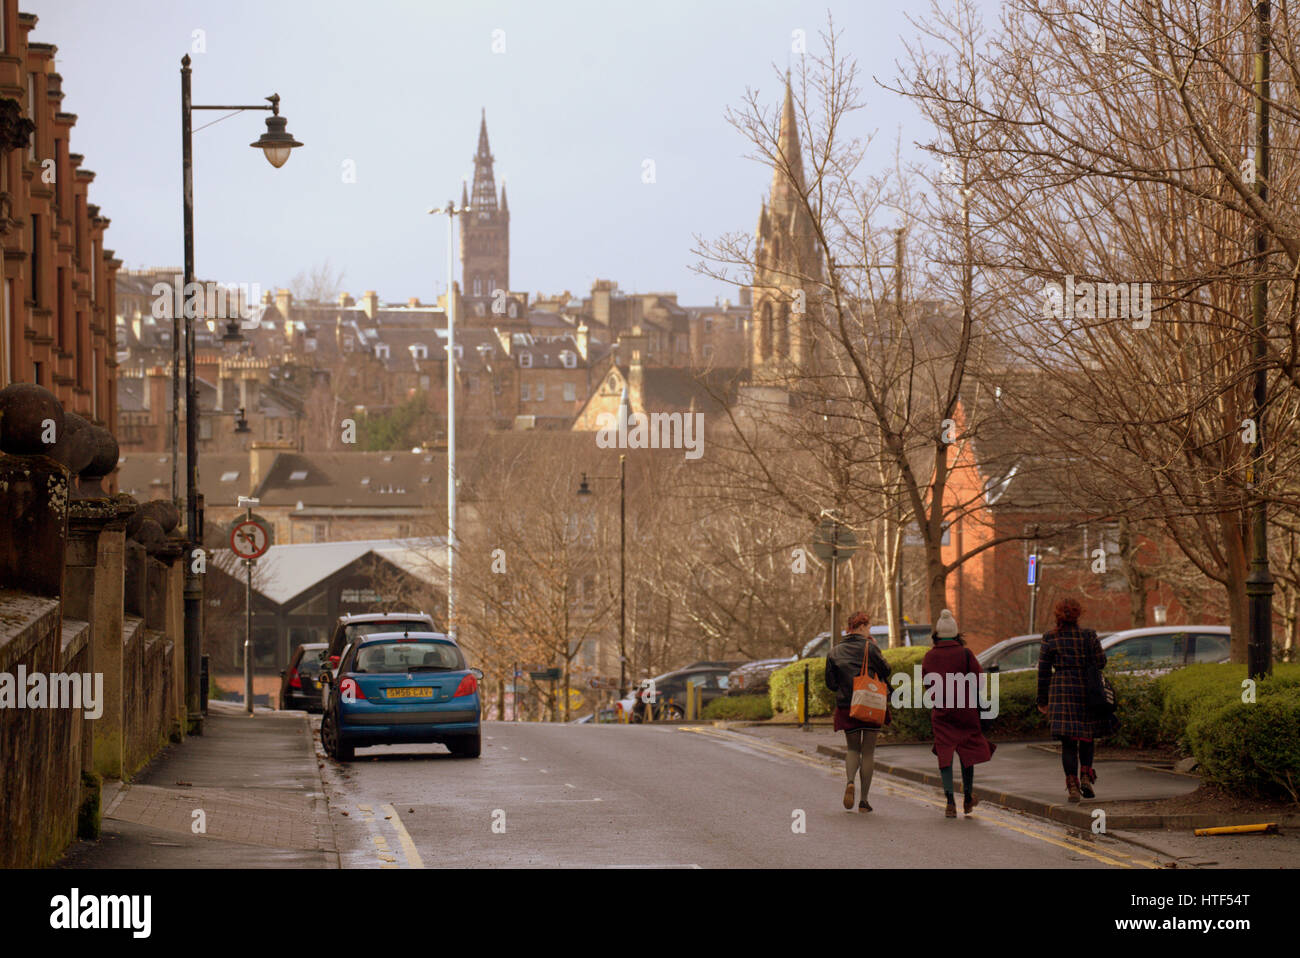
(0, 5), (119, 425)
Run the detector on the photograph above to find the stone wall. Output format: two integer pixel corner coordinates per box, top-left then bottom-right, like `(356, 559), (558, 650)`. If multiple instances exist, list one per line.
(0, 383), (189, 867)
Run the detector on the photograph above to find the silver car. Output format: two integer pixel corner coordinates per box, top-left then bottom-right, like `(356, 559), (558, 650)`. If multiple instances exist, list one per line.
(1100, 625), (1231, 673)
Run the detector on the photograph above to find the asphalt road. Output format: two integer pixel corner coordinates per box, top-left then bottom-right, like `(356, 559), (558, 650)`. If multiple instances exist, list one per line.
(317, 721), (1163, 869)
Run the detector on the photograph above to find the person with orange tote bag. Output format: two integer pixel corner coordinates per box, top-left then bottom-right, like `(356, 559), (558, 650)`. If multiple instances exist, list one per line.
(824, 611), (892, 812)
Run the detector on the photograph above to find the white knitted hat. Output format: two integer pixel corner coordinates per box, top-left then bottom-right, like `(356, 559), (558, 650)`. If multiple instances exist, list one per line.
(935, 608), (959, 638)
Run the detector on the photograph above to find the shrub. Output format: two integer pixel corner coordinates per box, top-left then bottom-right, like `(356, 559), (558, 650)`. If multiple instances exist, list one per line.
(770, 657), (834, 716)
(1157, 663), (1300, 749)
(1185, 686), (1300, 801)
(703, 693), (774, 721)
(984, 670), (1049, 739)
(1106, 672), (1165, 749)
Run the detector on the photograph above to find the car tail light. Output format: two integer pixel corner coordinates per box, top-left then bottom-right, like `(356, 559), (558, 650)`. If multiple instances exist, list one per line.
(453, 673), (477, 698)
(288, 668), (302, 689)
(339, 677), (365, 700)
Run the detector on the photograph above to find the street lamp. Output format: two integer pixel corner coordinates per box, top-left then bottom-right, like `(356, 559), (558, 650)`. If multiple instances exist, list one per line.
(179, 54), (302, 733)
(577, 448), (628, 699)
(428, 200), (471, 642)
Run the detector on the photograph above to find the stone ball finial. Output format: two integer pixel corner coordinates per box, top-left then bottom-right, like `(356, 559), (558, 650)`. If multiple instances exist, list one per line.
(137, 499), (180, 534)
(52, 411), (97, 479)
(131, 517), (165, 551)
(0, 383), (64, 455)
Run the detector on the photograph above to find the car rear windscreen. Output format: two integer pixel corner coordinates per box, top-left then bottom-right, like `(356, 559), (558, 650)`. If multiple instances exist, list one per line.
(351, 640), (465, 673)
(345, 621), (426, 644)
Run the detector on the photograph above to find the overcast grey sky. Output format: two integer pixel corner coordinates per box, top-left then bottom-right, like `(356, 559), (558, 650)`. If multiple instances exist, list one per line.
(26, 0), (999, 306)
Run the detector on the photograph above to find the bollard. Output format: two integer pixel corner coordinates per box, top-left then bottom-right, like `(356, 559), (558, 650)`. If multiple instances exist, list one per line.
(801, 662), (810, 727)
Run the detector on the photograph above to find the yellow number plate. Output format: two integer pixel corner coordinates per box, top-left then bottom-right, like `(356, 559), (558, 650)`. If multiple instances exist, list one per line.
(386, 687), (433, 699)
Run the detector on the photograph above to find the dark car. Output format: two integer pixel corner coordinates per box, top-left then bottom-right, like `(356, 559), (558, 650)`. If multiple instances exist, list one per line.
(324, 612), (439, 667)
(279, 642), (328, 711)
(630, 662), (741, 721)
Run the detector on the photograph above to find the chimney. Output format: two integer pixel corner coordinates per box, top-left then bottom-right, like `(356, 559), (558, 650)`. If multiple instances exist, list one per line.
(276, 288), (292, 317)
(338, 291), (354, 308)
(248, 439), (295, 497)
(627, 325), (646, 413)
(592, 279), (613, 330)
(362, 290), (379, 319)
(575, 323), (589, 361)
(408, 297), (421, 308)
(147, 366), (168, 416)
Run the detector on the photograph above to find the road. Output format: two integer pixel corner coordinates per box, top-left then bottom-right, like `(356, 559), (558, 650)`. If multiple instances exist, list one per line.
(316, 720), (1161, 869)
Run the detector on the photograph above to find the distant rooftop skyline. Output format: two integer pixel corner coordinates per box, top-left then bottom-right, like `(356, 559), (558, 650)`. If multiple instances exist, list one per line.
(26, 0), (1001, 306)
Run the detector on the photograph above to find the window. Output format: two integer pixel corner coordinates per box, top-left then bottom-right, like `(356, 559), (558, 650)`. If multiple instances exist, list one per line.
(519, 351), (532, 368)
(560, 350), (577, 369)
(410, 343), (428, 360)
(535, 383), (545, 402)
(314, 523), (327, 542)
(563, 382), (576, 402)
(1190, 633), (1230, 664)
(704, 317), (713, 333)
(289, 470), (308, 481)
(374, 343), (390, 359)
(994, 641), (1040, 672)
(702, 344), (714, 360)
(520, 383), (531, 401)
(220, 470), (240, 482)
(474, 277), (483, 297)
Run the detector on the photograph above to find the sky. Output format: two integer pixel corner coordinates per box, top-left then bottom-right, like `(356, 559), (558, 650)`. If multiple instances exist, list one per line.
(26, 0), (1000, 307)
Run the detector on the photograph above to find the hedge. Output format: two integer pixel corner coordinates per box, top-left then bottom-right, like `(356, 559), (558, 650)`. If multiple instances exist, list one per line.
(1185, 686), (1300, 802)
(769, 647), (931, 718)
(703, 693), (774, 721)
(1157, 663), (1300, 749)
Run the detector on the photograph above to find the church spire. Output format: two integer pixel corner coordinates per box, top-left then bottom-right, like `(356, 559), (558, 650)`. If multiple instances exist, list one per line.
(471, 108), (498, 214)
(769, 73), (805, 218)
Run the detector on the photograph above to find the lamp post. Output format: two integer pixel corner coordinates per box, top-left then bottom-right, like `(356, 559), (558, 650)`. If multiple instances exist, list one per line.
(1246, 2), (1275, 679)
(180, 54), (301, 732)
(428, 200), (470, 642)
(577, 448), (628, 699)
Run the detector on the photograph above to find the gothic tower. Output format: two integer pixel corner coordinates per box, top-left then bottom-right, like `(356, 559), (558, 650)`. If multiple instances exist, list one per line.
(460, 109), (510, 316)
(749, 75), (821, 386)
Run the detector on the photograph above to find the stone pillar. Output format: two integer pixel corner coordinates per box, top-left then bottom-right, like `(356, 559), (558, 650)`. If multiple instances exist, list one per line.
(67, 501), (114, 776)
(90, 496), (134, 779)
(0, 385), (70, 597)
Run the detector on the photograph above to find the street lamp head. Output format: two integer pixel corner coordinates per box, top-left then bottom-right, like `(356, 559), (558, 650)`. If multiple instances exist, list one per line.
(234, 407), (251, 434)
(250, 96), (302, 168)
(576, 473), (592, 496)
(221, 319), (244, 343)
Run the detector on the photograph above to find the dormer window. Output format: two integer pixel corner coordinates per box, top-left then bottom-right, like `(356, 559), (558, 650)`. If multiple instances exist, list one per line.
(411, 343), (428, 360)
(560, 350), (577, 369)
(375, 344), (390, 360)
(519, 351), (533, 368)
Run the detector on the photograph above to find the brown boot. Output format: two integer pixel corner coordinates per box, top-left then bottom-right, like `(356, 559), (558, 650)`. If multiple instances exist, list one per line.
(945, 797), (957, 818)
(963, 794), (979, 815)
(1080, 766), (1096, 799)
(1066, 774), (1082, 803)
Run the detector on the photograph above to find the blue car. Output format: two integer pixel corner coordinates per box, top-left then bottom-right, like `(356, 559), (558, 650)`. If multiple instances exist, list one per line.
(321, 631), (482, 761)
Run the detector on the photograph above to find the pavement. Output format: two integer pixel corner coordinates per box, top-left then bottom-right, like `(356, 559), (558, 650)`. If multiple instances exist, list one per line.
(57, 701), (337, 869)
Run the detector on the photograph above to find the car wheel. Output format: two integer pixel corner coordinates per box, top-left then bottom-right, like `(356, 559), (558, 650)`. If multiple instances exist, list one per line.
(663, 703), (685, 720)
(322, 710), (354, 762)
(448, 731), (482, 758)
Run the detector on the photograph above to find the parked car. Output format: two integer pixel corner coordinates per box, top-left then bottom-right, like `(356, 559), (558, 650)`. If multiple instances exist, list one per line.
(320, 631), (482, 761)
(620, 662), (741, 722)
(321, 612), (438, 708)
(1101, 625), (1231, 673)
(279, 642), (328, 711)
(801, 624), (934, 659)
(727, 657), (795, 694)
(979, 630), (1119, 674)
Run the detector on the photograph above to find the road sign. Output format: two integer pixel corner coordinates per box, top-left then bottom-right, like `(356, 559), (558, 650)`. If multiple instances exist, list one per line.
(529, 667), (561, 681)
(1027, 554), (1037, 585)
(812, 518), (859, 564)
(230, 519), (270, 560)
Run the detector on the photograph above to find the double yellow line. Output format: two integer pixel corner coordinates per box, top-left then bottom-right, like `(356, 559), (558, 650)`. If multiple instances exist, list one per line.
(355, 802), (424, 869)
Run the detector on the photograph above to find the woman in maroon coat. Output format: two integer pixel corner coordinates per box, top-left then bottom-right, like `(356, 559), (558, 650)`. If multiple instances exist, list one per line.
(921, 609), (995, 818)
(1037, 598), (1119, 802)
